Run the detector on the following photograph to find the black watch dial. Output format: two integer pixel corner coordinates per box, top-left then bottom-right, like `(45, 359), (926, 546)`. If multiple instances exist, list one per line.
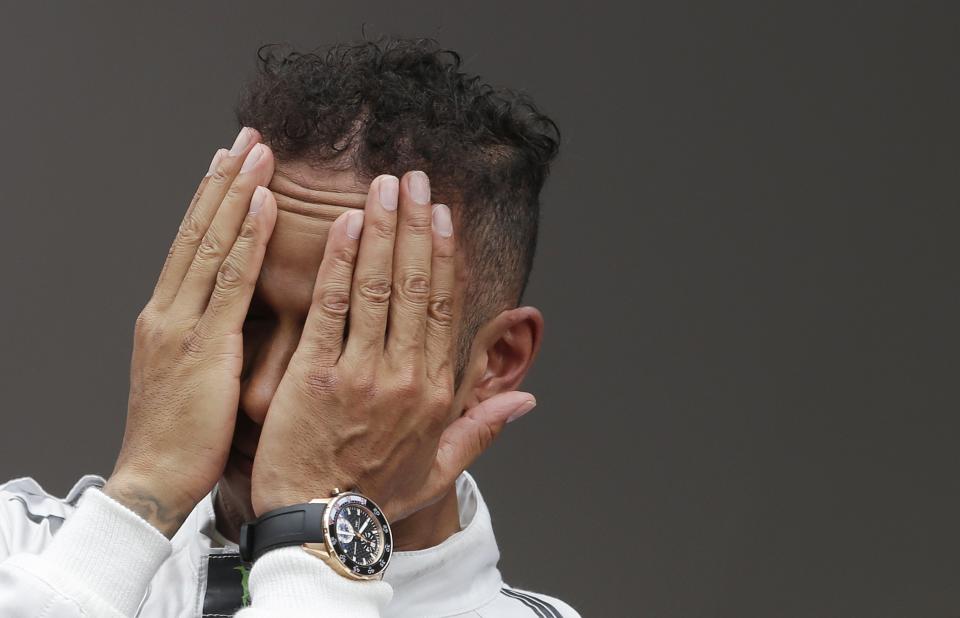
(326, 493), (392, 577)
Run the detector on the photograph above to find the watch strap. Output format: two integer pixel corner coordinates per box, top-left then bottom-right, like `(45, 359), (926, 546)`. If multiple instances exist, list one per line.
(239, 502), (327, 562)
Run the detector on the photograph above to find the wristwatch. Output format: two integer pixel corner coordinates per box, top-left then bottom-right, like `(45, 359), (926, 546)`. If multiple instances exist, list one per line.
(239, 489), (393, 580)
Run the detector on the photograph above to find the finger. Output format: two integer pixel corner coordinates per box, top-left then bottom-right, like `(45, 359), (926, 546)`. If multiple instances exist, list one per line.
(296, 209), (364, 367)
(152, 127), (260, 308)
(385, 171), (434, 359)
(432, 393), (537, 487)
(343, 175), (399, 358)
(424, 203), (456, 381)
(151, 147), (225, 305)
(196, 187), (278, 338)
(173, 142), (275, 318)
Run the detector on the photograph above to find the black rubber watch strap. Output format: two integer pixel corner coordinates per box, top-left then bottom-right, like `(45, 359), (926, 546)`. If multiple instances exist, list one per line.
(239, 502), (327, 562)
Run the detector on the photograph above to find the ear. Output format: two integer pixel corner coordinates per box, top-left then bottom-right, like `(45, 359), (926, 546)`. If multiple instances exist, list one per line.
(457, 306), (544, 410)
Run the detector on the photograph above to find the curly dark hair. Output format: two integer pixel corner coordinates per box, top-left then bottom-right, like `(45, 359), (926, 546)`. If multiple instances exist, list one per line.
(236, 37), (560, 378)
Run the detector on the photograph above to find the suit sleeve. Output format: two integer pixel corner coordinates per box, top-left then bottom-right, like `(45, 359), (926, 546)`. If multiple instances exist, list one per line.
(1, 484), (391, 618)
(235, 546), (392, 618)
(0, 487), (171, 617)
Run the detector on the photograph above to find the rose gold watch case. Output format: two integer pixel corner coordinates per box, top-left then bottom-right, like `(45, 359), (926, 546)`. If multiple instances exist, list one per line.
(301, 492), (392, 581)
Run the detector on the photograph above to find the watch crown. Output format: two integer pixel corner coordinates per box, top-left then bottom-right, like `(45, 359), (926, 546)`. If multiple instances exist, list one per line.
(331, 488), (342, 497)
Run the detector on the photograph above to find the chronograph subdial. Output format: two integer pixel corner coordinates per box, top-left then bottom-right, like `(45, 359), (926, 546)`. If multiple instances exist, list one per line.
(319, 492), (393, 578)
(333, 504), (384, 567)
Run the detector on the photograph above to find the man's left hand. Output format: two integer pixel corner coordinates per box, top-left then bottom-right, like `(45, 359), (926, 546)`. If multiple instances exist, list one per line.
(250, 171), (536, 523)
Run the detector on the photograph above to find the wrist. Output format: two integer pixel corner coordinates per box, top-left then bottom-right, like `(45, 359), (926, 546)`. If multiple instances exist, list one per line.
(242, 491), (394, 581)
(103, 472), (194, 538)
(251, 467), (345, 516)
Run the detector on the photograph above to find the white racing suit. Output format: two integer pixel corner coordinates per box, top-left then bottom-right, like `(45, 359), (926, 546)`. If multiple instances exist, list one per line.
(0, 471), (579, 617)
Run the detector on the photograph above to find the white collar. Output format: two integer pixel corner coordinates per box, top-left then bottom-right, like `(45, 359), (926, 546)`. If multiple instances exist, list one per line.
(187, 472), (504, 618)
(384, 473), (504, 617)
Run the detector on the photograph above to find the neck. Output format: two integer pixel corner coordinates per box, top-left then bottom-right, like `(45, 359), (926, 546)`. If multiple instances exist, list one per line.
(392, 488), (462, 551)
(213, 484), (462, 552)
(212, 481), (248, 544)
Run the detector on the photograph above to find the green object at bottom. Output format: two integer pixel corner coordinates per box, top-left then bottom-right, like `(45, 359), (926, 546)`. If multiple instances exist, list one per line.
(234, 564), (251, 607)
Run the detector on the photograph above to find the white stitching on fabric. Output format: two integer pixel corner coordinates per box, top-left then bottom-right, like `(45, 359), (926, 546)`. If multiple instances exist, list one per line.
(201, 553), (245, 617)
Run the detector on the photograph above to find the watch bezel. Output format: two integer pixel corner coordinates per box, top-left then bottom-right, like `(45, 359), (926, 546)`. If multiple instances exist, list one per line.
(322, 492), (392, 579)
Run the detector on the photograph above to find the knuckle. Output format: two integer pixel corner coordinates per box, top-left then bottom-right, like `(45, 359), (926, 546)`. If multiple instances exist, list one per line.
(177, 215), (204, 244)
(178, 330), (206, 358)
(134, 306), (155, 330)
(357, 277), (392, 305)
(474, 420), (496, 451)
(225, 181), (251, 204)
(427, 293), (454, 324)
(303, 365), (340, 396)
(134, 308), (162, 341)
(347, 371), (379, 400)
(391, 367), (421, 398)
(330, 244), (357, 271)
(237, 216), (258, 241)
(370, 217), (396, 240)
(455, 415), (495, 455)
(433, 253), (455, 271)
(403, 214), (432, 235)
(208, 166), (233, 187)
(398, 270), (430, 302)
(215, 258), (244, 291)
(316, 285), (351, 316)
(196, 231), (225, 261)
(395, 381), (420, 400)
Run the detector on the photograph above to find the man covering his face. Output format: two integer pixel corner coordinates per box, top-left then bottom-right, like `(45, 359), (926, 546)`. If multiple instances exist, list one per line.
(0, 38), (579, 618)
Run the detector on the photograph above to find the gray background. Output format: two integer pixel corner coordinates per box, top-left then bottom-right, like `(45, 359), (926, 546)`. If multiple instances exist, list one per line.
(0, 2), (958, 617)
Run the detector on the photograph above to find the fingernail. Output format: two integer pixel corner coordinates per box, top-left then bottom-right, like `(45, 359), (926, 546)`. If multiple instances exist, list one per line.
(409, 171), (430, 204)
(432, 204), (453, 238)
(346, 210), (364, 239)
(250, 186), (268, 215)
(507, 399), (537, 423)
(205, 149), (227, 177)
(229, 127), (254, 156)
(379, 175), (399, 211)
(240, 144), (265, 174)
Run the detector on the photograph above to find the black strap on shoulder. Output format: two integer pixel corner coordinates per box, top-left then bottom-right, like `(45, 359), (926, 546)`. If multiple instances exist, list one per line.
(238, 502), (327, 562)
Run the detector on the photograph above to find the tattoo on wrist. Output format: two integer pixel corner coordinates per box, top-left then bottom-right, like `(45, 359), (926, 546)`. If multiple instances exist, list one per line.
(104, 480), (188, 539)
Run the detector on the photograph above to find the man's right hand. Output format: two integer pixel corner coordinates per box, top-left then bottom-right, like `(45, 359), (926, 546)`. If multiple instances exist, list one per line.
(103, 128), (277, 538)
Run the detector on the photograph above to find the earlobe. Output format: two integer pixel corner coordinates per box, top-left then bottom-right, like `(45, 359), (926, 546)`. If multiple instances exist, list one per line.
(470, 306), (544, 402)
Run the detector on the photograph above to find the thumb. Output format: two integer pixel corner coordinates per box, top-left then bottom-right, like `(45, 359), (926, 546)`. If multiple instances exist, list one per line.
(433, 391), (537, 486)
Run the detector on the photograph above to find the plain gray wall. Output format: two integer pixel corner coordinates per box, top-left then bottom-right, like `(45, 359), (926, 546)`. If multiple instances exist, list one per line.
(1, 2), (958, 616)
